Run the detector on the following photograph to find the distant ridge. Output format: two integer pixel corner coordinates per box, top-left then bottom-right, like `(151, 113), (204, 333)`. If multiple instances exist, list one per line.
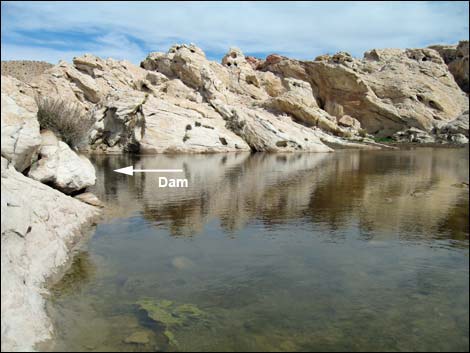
(1, 60), (53, 83)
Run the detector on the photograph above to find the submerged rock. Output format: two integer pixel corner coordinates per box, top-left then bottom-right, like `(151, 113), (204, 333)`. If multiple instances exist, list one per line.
(171, 256), (194, 270)
(123, 330), (152, 345)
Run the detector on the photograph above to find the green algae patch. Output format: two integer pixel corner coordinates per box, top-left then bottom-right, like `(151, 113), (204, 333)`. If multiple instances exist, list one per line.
(136, 298), (206, 347)
(163, 329), (178, 347)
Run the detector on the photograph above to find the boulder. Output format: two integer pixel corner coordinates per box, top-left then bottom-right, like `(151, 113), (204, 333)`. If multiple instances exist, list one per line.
(338, 115), (361, 130)
(28, 130), (96, 193)
(221, 47), (252, 70)
(1, 76), (41, 171)
(438, 111), (469, 137)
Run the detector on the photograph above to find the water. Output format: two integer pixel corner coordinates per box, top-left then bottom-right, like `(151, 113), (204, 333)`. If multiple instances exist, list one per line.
(44, 148), (469, 352)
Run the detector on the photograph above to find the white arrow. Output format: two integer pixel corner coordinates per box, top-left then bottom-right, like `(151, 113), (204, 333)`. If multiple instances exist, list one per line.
(113, 166), (184, 176)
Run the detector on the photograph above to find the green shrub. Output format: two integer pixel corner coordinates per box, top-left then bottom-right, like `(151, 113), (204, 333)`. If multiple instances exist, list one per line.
(373, 136), (394, 143)
(36, 96), (94, 149)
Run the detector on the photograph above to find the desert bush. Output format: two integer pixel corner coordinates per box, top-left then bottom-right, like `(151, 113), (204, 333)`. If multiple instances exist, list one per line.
(36, 96), (94, 149)
(358, 128), (368, 137)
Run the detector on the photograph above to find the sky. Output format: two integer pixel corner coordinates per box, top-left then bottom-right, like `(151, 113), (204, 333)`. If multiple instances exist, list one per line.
(1, 1), (469, 64)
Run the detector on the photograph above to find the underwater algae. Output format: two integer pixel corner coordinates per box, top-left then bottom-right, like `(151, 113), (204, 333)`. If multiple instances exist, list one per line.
(136, 298), (206, 347)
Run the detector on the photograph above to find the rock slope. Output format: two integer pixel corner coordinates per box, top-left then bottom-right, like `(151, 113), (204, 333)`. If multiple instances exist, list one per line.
(1, 159), (99, 351)
(1, 76), (100, 351)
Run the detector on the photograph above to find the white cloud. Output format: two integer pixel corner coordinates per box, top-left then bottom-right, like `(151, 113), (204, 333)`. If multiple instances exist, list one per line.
(2, 1), (468, 63)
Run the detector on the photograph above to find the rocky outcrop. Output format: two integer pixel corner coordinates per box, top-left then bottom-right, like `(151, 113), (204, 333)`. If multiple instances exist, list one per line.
(28, 130), (96, 193)
(430, 41), (469, 93)
(88, 89), (251, 153)
(1, 76), (41, 171)
(17, 44), (379, 153)
(140, 45), (338, 152)
(1, 159), (99, 351)
(7, 42), (469, 154)
(259, 47), (468, 138)
(1, 72), (100, 351)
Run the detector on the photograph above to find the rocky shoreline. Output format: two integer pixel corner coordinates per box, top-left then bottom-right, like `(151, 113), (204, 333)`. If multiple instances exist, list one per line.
(1, 41), (469, 351)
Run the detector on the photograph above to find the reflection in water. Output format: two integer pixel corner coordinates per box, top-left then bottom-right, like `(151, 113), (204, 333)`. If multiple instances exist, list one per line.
(45, 148), (469, 352)
(90, 148), (469, 241)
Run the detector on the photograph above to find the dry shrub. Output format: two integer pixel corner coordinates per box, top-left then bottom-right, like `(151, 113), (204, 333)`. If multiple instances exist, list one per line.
(36, 96), (94, 148)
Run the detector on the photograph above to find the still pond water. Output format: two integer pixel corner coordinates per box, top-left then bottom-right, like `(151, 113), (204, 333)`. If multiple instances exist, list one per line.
(44, 148), (469, 352)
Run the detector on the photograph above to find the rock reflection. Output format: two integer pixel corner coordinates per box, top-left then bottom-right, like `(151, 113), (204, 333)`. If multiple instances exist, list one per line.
(89, 148), (469, 243)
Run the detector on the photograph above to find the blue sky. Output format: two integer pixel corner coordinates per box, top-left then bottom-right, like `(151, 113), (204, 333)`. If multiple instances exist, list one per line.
(1, 1), (469, 64)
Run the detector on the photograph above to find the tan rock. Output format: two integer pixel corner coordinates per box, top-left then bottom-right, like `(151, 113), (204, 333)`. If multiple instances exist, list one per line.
(260, 47), (468, 137)
(222, 47), (252, 70)
(339, 115), (361, 130)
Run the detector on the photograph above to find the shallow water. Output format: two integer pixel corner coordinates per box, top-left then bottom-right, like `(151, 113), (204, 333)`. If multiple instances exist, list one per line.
(45, 148), (469, 352)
